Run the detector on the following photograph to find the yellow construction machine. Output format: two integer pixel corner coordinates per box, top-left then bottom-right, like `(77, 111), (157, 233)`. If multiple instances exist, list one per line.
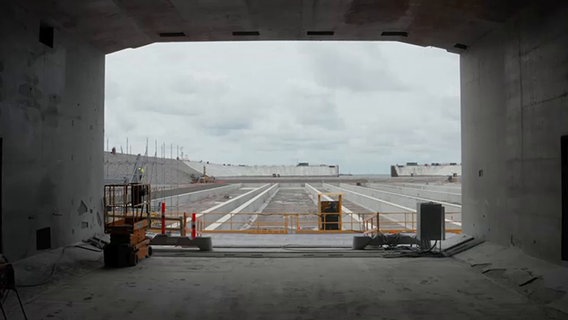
(191, 165), (216, 183)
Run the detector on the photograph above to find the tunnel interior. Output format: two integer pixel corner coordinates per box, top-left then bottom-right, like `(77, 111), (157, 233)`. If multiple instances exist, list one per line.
(0, 0), (566, 271)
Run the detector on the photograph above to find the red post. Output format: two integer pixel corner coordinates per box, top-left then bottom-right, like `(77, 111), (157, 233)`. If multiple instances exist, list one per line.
(191, 213), (197, 239)
(161, 202), (166, 235)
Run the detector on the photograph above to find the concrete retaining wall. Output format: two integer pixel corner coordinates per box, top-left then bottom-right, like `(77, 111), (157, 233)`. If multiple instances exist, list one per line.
(392, 164), (461, 177)
(185, 161), (339, 177)
(233, 184), (279, 213)
(322, 184), (407, 213)
(105, 152), (201, 185)
(304, 184), (322, 206)
(200, 184), (272, 214)
(0, 3), (105, 260)
(367, 183), (461, 204)
(391, 183), (461, 194)
(333, 183), (461, 213)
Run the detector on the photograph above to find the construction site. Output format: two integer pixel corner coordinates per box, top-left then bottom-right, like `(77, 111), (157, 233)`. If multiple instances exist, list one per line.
(2, 0), (568, 319)
(3, 152), (568, 319)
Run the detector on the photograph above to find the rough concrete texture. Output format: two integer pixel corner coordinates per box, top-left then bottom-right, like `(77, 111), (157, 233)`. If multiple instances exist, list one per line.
(8, 253), (568, 320)
(201, 184), (272, 216)
(0, 2), (105, 260)
(104, 151), (201, 185)
(455, 241), (568, 314)
(461, 4), (568, 262)
(333, 183), (462, 213)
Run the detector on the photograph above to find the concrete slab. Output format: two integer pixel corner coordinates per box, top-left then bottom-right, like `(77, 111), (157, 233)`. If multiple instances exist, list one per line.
(455, 242), (568, 314)
(208, 234), (356, 248)
(13, 255), (568, 320)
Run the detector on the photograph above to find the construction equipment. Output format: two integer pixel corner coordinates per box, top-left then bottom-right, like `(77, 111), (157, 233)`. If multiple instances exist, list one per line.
(318, 193), (343, 231)
(191, 165), (215, 183)
(103, 183), (152, 267)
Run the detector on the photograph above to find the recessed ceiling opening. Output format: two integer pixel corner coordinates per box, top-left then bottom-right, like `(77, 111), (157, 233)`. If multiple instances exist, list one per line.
(307, 31), (335, 36)
(159, 32), (186, 37)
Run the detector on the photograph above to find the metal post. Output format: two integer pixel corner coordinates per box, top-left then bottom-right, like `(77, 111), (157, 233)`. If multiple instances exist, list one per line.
(191, 213), (197, 239)
(182, 212), (188, 237)
(161, 202), (166, 235)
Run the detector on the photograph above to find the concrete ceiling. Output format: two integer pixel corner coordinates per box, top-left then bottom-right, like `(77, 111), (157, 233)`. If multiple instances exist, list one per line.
(15, 0), (535, 54)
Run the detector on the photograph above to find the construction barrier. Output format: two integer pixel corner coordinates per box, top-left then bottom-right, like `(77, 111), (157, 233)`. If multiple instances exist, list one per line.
(130, 211), (462, 236)
(362, 212), (462, 236)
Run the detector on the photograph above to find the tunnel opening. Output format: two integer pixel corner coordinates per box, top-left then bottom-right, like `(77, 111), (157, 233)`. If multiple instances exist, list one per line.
(103, 41), (462, 250)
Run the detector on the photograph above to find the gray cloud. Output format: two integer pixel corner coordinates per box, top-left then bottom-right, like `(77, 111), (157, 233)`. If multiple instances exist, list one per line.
(105, 41), (460, 173)
(302, 42), (408, 92)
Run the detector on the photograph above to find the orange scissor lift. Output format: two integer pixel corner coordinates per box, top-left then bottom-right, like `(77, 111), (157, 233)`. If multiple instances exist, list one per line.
(103, 183), (152, 267)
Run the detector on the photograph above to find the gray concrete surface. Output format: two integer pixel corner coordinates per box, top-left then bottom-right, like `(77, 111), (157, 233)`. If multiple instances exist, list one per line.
(0, 2), (105, 260)
(185, 161), (339, 177)
(461, 4), (568, 262)
(332, 183), (462, 214)
(455, 242), (568, 315)
(10, 253), (568, 320)
(200, 184), (272, 216)
(9, 1), (536, 54)
(366, 182), (462, 205)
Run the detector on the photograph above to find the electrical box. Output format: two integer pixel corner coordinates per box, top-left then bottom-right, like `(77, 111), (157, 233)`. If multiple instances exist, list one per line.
(416, 202), (445, 241)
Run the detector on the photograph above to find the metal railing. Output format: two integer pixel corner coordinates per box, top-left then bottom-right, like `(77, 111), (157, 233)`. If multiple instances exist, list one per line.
(130, 210), (462, 236)
(362, 212), (462, 236)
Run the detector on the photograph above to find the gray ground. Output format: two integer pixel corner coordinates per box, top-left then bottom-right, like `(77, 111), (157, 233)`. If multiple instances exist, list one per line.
(6, 185), (567, 320)
(14, 252), (568, 320)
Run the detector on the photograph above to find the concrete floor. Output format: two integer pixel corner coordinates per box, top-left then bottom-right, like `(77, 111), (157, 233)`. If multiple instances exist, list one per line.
(11, 251), (568, 320)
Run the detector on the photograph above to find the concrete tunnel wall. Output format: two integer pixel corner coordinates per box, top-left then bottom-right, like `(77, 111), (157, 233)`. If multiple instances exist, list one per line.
(0, 3), (105, 260)
(461, 4), (568, 263)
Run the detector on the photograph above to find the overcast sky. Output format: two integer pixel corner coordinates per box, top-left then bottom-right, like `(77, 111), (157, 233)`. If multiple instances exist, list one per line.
(105, 41), (460, 174)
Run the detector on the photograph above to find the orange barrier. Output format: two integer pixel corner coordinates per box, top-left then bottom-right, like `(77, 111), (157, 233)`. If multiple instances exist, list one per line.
(363, 212), (462, 235)
(140, 211), (462, 235)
